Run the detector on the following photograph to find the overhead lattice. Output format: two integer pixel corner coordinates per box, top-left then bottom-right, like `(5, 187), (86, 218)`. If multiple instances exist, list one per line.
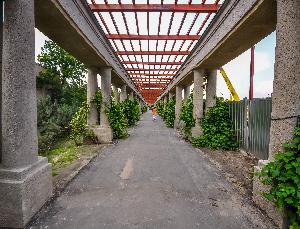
(88, 0), (222, 104)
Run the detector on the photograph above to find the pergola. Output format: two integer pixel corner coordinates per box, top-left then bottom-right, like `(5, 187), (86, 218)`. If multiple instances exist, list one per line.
(88, 0), (222, 104)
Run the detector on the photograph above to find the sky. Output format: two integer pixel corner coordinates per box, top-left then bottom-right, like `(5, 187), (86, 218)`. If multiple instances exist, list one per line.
(34, 0), (276, 100)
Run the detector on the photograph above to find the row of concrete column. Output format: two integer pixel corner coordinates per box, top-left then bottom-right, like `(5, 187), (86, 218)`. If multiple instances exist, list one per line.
(86, 68), (143, 144)
(161, 69), (217, 136)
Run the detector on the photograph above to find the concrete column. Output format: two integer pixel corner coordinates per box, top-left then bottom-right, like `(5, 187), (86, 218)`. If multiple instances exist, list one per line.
(89, 67), (113, 143)
(205, 70), (217, 114)
(183, 85), (191, 102)
(164, 96), (168, 107)
(100, 67), (112, 126)
(0, 1), (3, 164)
(174, 85), (183, 128)
(168, 91), (174, 100)
(112, 84), (119, 102)
(191, 69), (204, 137)
(0, 1), (52, 227)
(87, 68), (99, 125)
(128, 91), (134, 100)
(120, 84), (127, 102)
(253, 1), (300, 227)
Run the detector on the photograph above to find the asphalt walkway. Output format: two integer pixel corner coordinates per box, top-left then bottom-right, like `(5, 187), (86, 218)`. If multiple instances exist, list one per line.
(29, 112), (275, 229)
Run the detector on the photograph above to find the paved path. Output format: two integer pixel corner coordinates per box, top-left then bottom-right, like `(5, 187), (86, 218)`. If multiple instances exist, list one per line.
(29, 112), (275, 229)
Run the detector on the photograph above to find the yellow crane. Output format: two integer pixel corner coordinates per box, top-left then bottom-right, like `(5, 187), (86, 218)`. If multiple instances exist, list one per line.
(219, 68), (240, 101)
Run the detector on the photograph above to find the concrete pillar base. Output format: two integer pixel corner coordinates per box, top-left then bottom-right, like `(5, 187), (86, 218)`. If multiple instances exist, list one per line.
(191, 125), (202, 138)
(253, 160), (283, 227)
(0, 157), (52, 228)
(90, 126), (113, 144)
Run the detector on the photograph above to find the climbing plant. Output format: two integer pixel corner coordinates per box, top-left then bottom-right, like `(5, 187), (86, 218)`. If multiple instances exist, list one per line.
(122, 99), (141, 126)
(258, 126), (300, 229)
(92, 89), (102, 113)
(70, 102), (96, 145)
(164, 98), (176, 128)
(179, 93), (195, 138)
(107, 101), (128, 139)
(157, 101), (165, 119)
(192, 97), (237, 150)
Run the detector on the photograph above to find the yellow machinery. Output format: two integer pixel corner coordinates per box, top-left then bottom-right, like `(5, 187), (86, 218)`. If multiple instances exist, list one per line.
(219, 68), (240, 101)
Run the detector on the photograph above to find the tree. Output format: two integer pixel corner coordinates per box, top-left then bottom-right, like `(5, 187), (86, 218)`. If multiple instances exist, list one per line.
(37, 40), (87, 106)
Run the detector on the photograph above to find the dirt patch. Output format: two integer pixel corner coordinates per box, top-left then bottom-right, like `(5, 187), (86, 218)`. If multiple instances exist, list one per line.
(200, 148), (258, 198)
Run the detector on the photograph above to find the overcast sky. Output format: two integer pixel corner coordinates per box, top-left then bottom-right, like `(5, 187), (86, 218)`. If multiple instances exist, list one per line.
(35, 0), (276, 100)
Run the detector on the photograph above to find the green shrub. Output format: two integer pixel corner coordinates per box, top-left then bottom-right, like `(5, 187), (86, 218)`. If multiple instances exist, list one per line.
(157, 102), (165, 119)
(107, 101), (128, 139)
(192, 97), (237, 150)
(180, 94), (195, 137)
(164, 99), (176, 128)
(142, 106), (148, 113)
(70, 102), (96, 145)
(122, 99), (141, 126)
(37, 96), (78, 153)
(258, 126), (300, 228)
(92, 89), (102, 113)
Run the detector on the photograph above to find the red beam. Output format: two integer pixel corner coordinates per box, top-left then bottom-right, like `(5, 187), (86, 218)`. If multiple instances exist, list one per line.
(90, 4), (220, 13)
(107, 34), (200, 40)
(129, 73), (175, 76)
(117, 50), (189, 55)
(123, 61), (182, 65)
(126, 68), (178, 71)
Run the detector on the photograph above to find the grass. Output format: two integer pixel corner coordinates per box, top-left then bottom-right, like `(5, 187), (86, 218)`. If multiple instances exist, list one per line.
(40, 138), (101, 176)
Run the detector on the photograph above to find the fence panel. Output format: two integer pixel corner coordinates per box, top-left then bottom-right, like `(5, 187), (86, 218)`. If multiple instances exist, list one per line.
(229, 98), (272, 160)
(229, 99), (248, 151)
(248, 98), (272, 159)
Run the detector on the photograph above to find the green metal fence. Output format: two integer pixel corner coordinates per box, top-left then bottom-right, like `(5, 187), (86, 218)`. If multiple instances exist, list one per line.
(229, 98), (272, 160)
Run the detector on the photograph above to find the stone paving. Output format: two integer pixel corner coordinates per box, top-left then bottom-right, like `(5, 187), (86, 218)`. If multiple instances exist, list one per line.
(29, 112), (276, 229)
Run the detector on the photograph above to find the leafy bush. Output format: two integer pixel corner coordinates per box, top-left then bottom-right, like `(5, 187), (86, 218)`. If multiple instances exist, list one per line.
(258, 126), (300, 228)
(107, 101), (128, 139)
(180, 94), (195, 137)
(70, 102), (96, 145)
(157, 102), (165, 119)
(164, 99), (176, 128)
(37, 96), (78, 153)
(122, 99), (141, 126)
(142, 106), (148, 113)
(93, 89), (102, 113)
(192, 97), (237, 150)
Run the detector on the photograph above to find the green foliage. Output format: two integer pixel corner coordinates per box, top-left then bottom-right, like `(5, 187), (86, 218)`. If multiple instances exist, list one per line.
(180, 94), (195, 137)
(37, 40), (86, 106)
(164, 99), (176, 128)
(37, 96), (78, 153)
(107, 101), (128, 139)
(192, 97), (237, 150)
(93, 89), (102, 114)
(70, 102), (96, 145)
(142, 106), (148, 113)
(157, 102), (165, 119)
(258, 126), (300, 228)
(122, 99), (141, 126)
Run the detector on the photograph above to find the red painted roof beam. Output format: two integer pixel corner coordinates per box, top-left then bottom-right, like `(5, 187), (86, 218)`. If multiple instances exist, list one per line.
(90, 4), (220, 13)
(107, 34), (200, 40)
(118, 51), (189, 55)
(123, 61), (182, 65)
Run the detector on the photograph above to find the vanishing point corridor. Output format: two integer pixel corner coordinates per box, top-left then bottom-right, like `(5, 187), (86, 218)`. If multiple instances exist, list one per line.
(29, 112), (275, 229)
